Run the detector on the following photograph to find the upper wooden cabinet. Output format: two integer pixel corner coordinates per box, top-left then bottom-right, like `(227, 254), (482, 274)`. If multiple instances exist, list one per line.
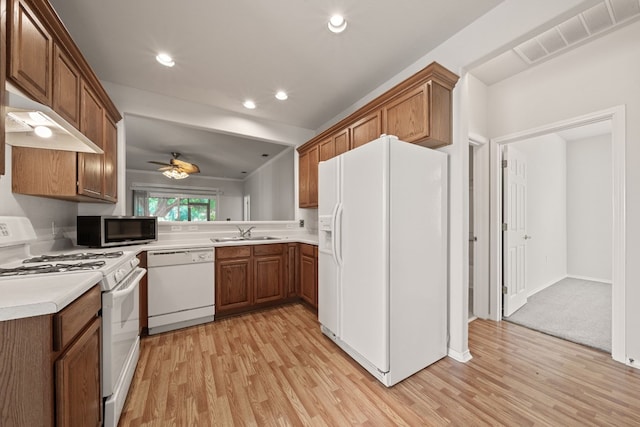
(298, 145), (318, 208)
(350, 110), (381, 149)
(53, 45), (80, 128)
(297, 62), (458, 208)
(9, 0), (53, 105)
(1, 0), (7, 177)
(6, 0), (121, 202)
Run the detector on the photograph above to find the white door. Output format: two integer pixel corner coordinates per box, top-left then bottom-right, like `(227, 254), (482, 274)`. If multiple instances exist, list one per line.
(503, 145), (529, 316)
(340, 139), (389, 373)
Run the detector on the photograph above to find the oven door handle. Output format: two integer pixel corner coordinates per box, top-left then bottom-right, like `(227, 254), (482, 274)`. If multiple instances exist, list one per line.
(104, 268), (145, 307)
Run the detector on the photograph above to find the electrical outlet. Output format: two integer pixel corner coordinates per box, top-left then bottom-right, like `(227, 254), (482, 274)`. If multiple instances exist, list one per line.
(171, 225), (182, 231)
(299, 219), (305, 228)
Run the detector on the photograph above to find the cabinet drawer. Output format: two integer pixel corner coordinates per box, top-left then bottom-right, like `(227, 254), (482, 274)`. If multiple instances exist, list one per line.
(253, 243), (285, 256)
(300, 243), (316, 257)
(53, 285), (101, 351)
(216, 245), (251, 259)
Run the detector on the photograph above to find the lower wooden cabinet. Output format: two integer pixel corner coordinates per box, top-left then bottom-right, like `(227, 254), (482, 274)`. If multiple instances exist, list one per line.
(216, 243), (290, 317)
(0, 285), (102, 427)
(299, 244), (318, 309)
(215, 242), (317, 317)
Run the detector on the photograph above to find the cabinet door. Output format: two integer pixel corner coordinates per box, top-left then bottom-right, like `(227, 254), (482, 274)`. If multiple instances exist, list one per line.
(298, 145), (319, 208)
(78, 83), (104, 198)
(286, 243), (299, 297)
(103, 117), (117, 202)
(307, 146), (319, 207)
(53, 45), (81, 129)
(216, 258), (252, 312)
(350, 111), (381, 149)
(300, 251), (317, 308)
(1, 0), (6, 176)
(55, 316), (102, 427)
(318, 137), (334, 162)
(334, 129), (350, 156)
(9, 0), (53, 105)
(382, 83), (429, 144)
(254, 255), (284, 304)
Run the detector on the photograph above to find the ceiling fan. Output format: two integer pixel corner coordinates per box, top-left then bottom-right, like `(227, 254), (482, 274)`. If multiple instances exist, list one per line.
(148, 152), (200, 179)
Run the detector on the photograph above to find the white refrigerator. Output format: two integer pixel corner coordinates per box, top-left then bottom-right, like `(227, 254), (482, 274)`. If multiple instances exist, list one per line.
(318, 135), (448, 387)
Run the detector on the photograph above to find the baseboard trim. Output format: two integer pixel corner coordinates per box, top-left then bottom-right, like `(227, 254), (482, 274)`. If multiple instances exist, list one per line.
(448, 348), (473, 363)
(567, 274), (612, 285)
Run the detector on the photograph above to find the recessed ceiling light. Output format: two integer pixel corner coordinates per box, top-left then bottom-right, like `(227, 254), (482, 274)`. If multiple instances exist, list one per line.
(34, 126), (52, 138)
(275, 91), (288, 101)
(328, 14), (347, 33)
(155, 52), (175, 67)
(243, 100), (256, 109)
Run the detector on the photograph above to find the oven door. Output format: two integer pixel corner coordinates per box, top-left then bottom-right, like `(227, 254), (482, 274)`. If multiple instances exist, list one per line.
(102, 267), (144, 396)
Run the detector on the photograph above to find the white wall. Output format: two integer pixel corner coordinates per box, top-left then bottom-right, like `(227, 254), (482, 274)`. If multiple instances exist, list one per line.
(487, 20), (640, 362)
(514, 134), (567, 295)
(243, 148), (294, 221)
(125, 170), (244, 221)
(567, 134), (612, 282)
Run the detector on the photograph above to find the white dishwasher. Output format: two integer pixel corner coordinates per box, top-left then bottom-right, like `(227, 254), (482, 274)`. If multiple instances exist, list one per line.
(147, 248), (215, 335)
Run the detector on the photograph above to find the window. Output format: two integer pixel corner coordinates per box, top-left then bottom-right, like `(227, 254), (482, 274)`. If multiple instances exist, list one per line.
(133, 187), (218, 221)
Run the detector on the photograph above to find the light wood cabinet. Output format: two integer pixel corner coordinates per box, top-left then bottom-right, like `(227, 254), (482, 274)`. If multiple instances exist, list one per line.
(216, 243), (296, 317)
(350, 110), (381, 149)
(253, 244), (285, 304)
(6, 0), (121, 201)
(382, 81), (453, 147)
(9, 0), (53, 105)
(55, 316), (101, 427)
(300, 244), (318, 309)
(318, 136), (334, 162)
(298, 145), (319, 208)
(0, 285), (102, 427)
(297, 62), (458, 208)
(1, 0), (7, 177)
(334, 128), (349, 156)
(53, 44), (80, 128)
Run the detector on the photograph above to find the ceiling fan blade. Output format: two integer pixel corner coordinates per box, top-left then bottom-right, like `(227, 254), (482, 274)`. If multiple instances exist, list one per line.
(171, 158), (200, 173)
(148, 160), (172, 166)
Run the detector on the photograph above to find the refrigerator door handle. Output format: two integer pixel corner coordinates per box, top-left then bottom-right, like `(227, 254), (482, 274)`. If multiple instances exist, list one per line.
(335, 202), (344, 267)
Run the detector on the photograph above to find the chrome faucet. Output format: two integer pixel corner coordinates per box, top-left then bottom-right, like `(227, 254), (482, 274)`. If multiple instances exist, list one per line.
(237, 226), (255, 238)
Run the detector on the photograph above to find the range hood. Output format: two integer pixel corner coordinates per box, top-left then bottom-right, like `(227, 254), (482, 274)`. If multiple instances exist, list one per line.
(4, 83), (103, 154)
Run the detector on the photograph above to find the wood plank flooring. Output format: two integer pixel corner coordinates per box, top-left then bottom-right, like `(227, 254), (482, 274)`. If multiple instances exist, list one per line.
(119, 303), (640, 426)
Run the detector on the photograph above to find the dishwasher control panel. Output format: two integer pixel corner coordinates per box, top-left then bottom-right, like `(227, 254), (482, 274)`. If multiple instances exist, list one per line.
(147, 248), (214, 267)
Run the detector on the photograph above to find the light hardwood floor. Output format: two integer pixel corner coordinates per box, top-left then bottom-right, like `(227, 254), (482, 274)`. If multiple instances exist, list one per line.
(119, 303), (640, 426)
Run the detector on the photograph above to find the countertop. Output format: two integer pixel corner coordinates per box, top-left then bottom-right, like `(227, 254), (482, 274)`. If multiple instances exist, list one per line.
(0, 234), (318, 322)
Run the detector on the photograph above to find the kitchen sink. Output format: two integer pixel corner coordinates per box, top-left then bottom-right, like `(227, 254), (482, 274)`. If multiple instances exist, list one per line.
(211, 236), (280, 242)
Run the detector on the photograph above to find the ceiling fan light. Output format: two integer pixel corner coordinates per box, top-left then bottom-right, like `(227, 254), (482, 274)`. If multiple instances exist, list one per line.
(162, 169), (189, 179)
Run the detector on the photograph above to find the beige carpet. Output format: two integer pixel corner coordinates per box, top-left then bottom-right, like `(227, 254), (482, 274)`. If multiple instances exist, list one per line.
(505, 277), (611, 353)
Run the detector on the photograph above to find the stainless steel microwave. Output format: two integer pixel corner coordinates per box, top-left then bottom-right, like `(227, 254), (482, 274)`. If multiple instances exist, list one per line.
(77, 216), (158, 247)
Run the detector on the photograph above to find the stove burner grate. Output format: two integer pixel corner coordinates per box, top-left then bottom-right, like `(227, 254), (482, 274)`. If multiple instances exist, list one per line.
(22, 251), (124, 264)
(0, 261), (106, 277)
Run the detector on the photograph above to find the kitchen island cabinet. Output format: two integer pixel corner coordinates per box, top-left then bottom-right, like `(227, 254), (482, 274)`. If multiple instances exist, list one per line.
(0, 284), (102, 427)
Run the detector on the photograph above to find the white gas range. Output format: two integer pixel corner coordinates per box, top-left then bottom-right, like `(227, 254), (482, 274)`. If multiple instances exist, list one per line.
(0, 217), (144, 427)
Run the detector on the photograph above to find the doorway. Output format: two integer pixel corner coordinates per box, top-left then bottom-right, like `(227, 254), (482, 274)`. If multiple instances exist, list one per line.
(489, 106), (626, 363)
(500, 126), (613, 352)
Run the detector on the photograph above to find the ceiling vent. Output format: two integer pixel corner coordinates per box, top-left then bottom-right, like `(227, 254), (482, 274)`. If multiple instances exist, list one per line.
(514, 0), (640, 64)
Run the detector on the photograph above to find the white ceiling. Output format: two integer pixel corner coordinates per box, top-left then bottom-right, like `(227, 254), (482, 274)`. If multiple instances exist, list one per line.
(47, 0), (503, 178)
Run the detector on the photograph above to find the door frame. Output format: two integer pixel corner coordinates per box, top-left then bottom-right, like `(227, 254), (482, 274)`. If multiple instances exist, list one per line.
(489, 106), (626, 363)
